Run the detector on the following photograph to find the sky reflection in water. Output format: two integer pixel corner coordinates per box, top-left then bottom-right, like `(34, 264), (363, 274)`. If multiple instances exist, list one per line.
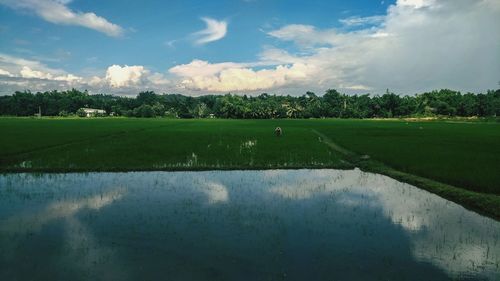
(0, 169), (498, 280)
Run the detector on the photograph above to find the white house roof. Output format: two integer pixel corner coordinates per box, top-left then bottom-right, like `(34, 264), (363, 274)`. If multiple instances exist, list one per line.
(81, 108), (106, 113)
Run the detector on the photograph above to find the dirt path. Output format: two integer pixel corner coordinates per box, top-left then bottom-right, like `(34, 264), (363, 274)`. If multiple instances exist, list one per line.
(311, 129), (354, 156)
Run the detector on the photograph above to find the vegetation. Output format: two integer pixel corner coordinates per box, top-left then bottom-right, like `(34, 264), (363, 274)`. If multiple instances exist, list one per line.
(0, 88), (499, 118)
(0, 118), (346, 172)
(310, 119), (500, 194)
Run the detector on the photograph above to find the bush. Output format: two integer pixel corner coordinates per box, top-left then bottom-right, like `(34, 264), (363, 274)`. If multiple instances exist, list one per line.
(58, 110), (70, 117)
(134, 104), (156, 118)
(76, 108), (86, 117)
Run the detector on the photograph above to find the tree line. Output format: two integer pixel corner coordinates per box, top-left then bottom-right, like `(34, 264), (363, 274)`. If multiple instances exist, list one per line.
(0, 88), (498, 118)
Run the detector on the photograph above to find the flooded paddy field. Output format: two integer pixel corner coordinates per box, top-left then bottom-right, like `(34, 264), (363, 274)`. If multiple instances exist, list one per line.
(0, 169), (498, 280)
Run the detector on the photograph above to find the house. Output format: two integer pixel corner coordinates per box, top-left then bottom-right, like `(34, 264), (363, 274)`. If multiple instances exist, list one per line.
(79, 108), (106, 117)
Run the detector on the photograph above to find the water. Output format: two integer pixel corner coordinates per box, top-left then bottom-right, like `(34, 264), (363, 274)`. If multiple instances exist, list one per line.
(0, 169), (498, 280)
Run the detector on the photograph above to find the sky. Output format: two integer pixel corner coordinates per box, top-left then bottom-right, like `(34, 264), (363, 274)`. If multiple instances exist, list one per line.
(0, 0), (499, 96)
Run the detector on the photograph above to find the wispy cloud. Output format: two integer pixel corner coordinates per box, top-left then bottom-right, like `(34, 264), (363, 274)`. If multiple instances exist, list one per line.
(339, 15), (385, 27)
(192, 17), (228, 45)
(0, 0), (124, 37)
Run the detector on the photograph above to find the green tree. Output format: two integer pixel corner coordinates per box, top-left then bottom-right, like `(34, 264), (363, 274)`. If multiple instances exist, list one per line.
(76, 108), (86, 117)
(134, 104), (155, 118)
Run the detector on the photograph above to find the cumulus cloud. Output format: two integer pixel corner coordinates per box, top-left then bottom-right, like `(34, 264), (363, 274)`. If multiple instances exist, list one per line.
(105, 65), (147, 88)
(0, 0), (124, 37)
(192, 17), (228, 45)
(170, 60), (250, 77)
(0, 53), (82, 83)
(19, 66), (54, 80)
(104, 65), (170, 89)
(0, 68), (13, 77)
(0, 53), (63, 75)
(0, 54), (171, 95)
(170, 59), (312, 92)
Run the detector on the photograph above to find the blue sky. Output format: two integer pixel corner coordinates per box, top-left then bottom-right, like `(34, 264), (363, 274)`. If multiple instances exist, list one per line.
(0, 0), (499, 96)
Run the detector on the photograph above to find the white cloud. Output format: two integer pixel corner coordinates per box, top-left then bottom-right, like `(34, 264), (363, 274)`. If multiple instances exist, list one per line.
(17, 66), (82, 84)
(0, 68), (13, 77)
(170, 60), (253, 77)
(104, 65), (170, 89)
(105, 65), (147, 88)
(342, 84), (372, 91)
(0, 53), (65, 75)
(0, 0), (124, 37)
(147, 73), (170, 86)
(166, 0), (500, 94)
(274, 0), (500, 93)
(193, 17), (228, 45)
(0, 54), (82, 84)
(20, 66), (53, 80)
(268, 24), (339, 47)
(166, 18), (228, 48)
(339, 15), (385, 27)
(397, 0), (435, 9)
(53, 73), (81, 82)
(0, 54), (171, 95)
(169, 59), (313, 92)
(88, 76), (103, 87)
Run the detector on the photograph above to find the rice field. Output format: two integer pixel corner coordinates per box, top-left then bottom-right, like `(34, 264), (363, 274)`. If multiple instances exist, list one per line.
(0, 118), (344, 171)
(1, 118), (499, 279)
(1, 117), (498, 196)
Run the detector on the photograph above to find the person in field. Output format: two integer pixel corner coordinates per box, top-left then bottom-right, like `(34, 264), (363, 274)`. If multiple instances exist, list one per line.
(275, 127), (282, 137)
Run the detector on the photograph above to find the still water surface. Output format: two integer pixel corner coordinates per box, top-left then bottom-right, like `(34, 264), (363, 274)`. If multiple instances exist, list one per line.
(0, 169), (499, 280)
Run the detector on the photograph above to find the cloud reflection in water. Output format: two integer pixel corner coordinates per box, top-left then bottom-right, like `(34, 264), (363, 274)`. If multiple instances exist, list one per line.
(0, 170), (498, 280)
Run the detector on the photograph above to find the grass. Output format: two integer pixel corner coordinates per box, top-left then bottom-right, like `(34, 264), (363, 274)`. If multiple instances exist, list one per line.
(0, 117), (498, 218)
(0, 118), (346, 172)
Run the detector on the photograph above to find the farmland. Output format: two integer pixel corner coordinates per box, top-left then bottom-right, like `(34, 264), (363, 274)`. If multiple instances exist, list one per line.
(0, 117), (499, 217)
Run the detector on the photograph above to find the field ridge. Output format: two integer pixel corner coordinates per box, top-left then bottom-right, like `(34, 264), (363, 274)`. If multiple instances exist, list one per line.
(312, 129), (500, 220)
